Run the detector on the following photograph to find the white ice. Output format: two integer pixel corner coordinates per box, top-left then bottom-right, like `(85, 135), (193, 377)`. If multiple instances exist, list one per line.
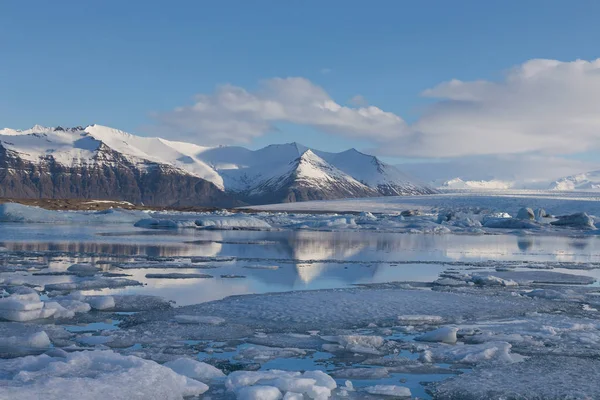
(0, 350), (209, 399)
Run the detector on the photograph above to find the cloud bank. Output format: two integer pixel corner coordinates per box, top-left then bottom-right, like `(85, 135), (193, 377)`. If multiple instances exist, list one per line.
(153, 77), (407, 145)
(154, 59), (600, 158)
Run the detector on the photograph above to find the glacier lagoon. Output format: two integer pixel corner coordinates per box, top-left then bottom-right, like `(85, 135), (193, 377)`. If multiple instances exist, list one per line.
(2, 210), (600, 399)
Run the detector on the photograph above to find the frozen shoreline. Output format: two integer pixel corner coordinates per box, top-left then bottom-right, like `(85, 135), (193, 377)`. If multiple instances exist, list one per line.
(2, 192), (600, 399)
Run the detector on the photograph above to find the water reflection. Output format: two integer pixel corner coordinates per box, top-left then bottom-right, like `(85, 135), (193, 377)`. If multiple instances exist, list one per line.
(2, 226), (600, 304)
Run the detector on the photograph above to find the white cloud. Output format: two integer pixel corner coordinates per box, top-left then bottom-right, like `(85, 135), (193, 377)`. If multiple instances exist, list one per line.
(348, 95), (368, 106)
(154, 59), (600, 158)
(401, 154), (600, 186)
(396, 58), (600, 157)
(153, 77), (407, 145)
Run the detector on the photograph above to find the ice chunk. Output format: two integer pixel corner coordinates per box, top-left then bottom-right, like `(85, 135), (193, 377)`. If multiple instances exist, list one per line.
(236, 385), (282, 400)
(551, 212), (596, 229)
(332, 367), (389, 379)
(42, 301), (75, 318)
(226, 370), (335, 399)
(57, 299), (92, 314)
(164, 358), (225, 382)
(416, 327), (458, 344)
(483, 218), (540, 229)
(86, 296), (115, 310)
(235, 345), (306, 362)
(0, 290), (57, 321)
(0, 203), (145, 224)
(421, 341), (515, 364)
(516, 207), (535, 220)
(322, 335), (385, 355)
(469, 274), (518, 287)
(363, 385), (411, 397)
(0, 350), (208, 399)
(174, 315), (225, 325)
(0, 331), (51, 356)
(195, 215), (272, 230)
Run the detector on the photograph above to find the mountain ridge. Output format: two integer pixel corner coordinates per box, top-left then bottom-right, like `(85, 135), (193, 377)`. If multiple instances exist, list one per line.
(0, 124), (435, 206)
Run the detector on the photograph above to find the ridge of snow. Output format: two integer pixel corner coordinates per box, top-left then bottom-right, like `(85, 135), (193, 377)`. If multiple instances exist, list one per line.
(549, 170), (600, 191)
(441, 178), (515, 190)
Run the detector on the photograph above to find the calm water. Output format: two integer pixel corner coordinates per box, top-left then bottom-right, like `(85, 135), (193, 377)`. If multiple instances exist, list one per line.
(1, 223), (600, 305)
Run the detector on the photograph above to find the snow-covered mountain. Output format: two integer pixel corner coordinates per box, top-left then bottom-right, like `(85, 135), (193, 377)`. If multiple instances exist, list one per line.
(549, 170), (600, 191)
(0, 125), (434, 206)
(440, 178), (514, 190)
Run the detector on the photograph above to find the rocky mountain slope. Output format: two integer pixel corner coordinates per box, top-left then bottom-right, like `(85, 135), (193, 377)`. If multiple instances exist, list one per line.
(0, 125), (435, 206)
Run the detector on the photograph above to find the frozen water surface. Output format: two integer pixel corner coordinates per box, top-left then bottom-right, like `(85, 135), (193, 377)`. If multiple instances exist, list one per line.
(2, 200), (600, 399)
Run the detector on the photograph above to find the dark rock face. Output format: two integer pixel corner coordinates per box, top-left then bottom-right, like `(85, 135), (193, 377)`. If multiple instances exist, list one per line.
(0, 144), (238, 208)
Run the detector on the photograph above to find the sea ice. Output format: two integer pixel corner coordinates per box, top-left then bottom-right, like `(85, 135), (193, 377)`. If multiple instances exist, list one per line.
(0, 331), (51, 356)
(235, 345), (306, 362)
(66, 263), (101, 276)
(236, 385), (283, 400)
(226, 369), (336, 400)
(416, 327), (458, 344)
(421, 341), (515, 365)
(174, 315), (226, 325)
(195, 215), (272, 230)
(0, 203), (145, 224)
(86, 295), (115, 310)
(432, 355), (600, 399)
(550, 212), (596, 229)
(321, 335), (385, 355)
(396, 315), (444, 325)
(0, 350), (208, 399)
(163, 357), (225, 382)
(363, 385), (411, 397)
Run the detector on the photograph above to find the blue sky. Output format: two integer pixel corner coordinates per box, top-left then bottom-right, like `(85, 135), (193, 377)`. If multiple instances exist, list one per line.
(1, 1), (600, 170)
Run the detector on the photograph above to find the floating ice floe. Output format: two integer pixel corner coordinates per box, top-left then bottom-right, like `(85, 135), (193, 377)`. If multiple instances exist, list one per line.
(235, 345), (307, 362)
(163, 357), (225, 382)
(321, 335), (385, 355)
(0, 350), (209, 400)
(416, 327), (458, 344)
(66, 263), (101, 276)
(225, 369), (336, 400)
(420, 341), (515, 365)
(195, 215), (272, 230)
(0, 288), (64, 321)
(482, 217), (541, 229)
(0, 330), (50, 356)
(550, 212), (596, 229)
(86, 295), (115, 310)
(363, 385), (411, 397)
